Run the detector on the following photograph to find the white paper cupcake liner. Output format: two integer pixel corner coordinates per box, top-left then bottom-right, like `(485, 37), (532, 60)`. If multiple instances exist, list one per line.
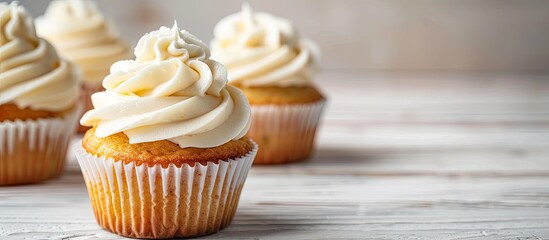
(248, 99), (326, 164)
(74, 141), (257, 238)
(0, 105), (82, 185)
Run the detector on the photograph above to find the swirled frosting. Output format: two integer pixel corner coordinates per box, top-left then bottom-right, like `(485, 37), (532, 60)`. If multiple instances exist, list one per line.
(36, 0), (130, 88)
(80, 22), (252, 148)
(211, 3), (320, 87)
(0, 2), (80, 112)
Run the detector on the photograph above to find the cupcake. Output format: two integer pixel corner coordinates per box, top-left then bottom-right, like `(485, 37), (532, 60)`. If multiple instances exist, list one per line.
(36, 0), (130, 132)
(0, 2), (81, 185)
(75, 22), (256, 238)
(211, 4), (325, 164)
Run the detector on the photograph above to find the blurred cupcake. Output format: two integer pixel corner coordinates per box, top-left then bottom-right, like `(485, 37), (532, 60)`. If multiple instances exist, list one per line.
(0, 2), (81, 185)
(36, 0), (130, 132)
(75, 22), (256, 238)
(211, 4), (325, 164)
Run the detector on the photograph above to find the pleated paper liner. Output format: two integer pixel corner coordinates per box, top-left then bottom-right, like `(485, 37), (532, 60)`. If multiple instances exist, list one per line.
(74, 141), (257, 239)
(77, 84), (103, 133)
(248, 99), (325, 164)
(0, 105), (81, 186)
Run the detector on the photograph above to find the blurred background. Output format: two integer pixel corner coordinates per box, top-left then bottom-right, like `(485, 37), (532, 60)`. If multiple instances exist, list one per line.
(19, 0), (549, 72)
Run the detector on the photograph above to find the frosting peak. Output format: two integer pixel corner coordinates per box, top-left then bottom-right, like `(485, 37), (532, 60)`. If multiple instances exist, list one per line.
(81, 22), (251, 148)
(211, 3), (319, 87)
(134, 22), (209, 63)
(36, 0), (130, 88)
(0, 2), (80, 112)
(236, 3), (298, 49)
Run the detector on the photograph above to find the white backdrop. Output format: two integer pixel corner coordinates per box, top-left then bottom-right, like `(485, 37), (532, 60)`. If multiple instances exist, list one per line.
(14, 0), (549, 72)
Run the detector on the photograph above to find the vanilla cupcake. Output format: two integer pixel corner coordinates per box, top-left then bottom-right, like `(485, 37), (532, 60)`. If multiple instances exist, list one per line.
(36, 0), (130, 132)
(74, 22), (256, 238)
(211, 4), (325, 164)
(0, 2), (81, 185)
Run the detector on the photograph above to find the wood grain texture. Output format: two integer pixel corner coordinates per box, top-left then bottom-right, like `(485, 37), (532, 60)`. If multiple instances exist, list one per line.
(1, 71), (549, 239)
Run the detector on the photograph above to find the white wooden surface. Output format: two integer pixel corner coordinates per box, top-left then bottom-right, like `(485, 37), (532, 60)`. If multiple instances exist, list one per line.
(1, 72), (549, 239)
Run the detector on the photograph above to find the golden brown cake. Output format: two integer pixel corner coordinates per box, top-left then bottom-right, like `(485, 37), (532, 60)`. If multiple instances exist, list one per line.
(238, 86), (324, 105)
(83, 127), (254, 167)
(0, 104), (59, 121)
(0, 2), (81, 186)
(74, 23), (256, 239)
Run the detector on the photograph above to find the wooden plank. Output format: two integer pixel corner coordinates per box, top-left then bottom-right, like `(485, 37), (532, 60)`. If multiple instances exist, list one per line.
(1, 162), (549, 239)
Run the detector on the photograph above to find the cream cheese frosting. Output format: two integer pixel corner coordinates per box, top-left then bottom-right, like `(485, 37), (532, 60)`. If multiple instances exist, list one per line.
(80, 22), (252, 148)
(0, 2), (80, 112)
(210, 3), (320, 87)
(36, 0), (130, 88)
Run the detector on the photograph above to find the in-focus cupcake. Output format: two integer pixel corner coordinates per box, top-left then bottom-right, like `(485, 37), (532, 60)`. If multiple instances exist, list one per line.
(74, 22), (256, 238)
(0, 2), (81, 185)
(36, 0), (130, 132)
(211, 4), (325, 164)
